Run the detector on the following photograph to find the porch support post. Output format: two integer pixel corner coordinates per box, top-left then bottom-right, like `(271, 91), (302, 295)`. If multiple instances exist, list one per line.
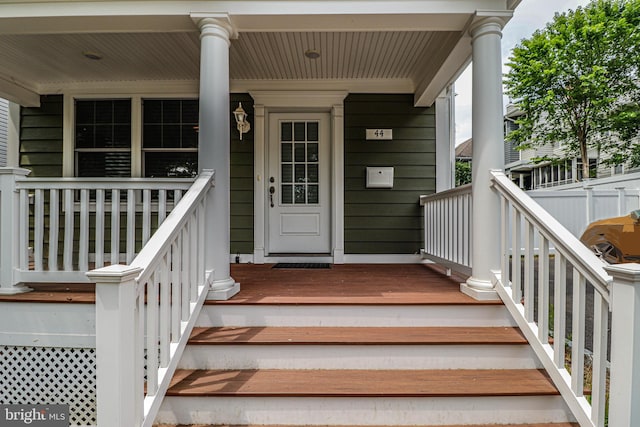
(606, 263), (640, 426)
(463, 17), (505, 296)
(0, 167), (32, 294)
(195, 14), (239, 300)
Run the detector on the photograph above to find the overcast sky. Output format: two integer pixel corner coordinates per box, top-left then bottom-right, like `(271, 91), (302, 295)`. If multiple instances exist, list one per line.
(454, 0), (593, 145)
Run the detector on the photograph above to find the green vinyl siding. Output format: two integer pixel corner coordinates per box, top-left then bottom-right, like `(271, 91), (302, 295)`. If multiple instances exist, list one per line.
(344, 94), (435, 254)
(20, 95), (64, 177)
(230, 93), (254, 254)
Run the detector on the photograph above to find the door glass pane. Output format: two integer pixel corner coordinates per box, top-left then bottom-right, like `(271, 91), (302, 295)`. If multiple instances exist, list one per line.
(294, 143), (305, 162)
(295, 164), (306, 183)
(294, 185), (306, 204)
(294, 122), (305, 141)
(308, 185), (318, 204)
(281, 143), (292, 162)
(281, 184), (293, 204)
(281, 122), (292, 141)
(307, 164), (318, 183)
(307, 143), (318, 162)
(307, 122), (318, 141)
(281, 164), (293, 183)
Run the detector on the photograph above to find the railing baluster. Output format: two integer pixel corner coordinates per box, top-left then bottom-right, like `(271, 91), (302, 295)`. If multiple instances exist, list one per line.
(160, 255), (170, 367)
(146, 277), (159, 396)
(190, 213), (198, 301)
(127, 189), (136, 264)
(511, 207), (522, 303)
(523, 220), (534, 321)
(158, 190), (167, 224)
(79, 189), (89, 271)
(537, 234), (550, 342)
(500, 197), (509, 287)
(19, 189), (29, 270)
(591, 291), (608, 426)
(571, 268), (586, 397)
(63, 189), (74, 270)
(198, 201), (205, 287)
(48, 189), (59, 271)
(95, 189), (105, 268)
(34, 189), (44, 271)
(111, 189), (120, 266)
(142, 189), (151, 246)
(554, 253), (567, 369)
(171, 240), (181, 342)
(181, 227), (190, 321)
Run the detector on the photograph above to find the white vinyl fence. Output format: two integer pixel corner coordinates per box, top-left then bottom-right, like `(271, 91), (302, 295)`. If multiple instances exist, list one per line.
(528, 187), (640, 238)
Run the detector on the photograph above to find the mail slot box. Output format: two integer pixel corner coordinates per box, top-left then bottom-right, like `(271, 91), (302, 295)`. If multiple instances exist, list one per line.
(366, 167), (394, 188)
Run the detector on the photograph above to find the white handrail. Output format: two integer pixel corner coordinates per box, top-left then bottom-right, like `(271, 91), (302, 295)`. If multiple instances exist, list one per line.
(88, 170), (215, 427)
(491, 170), (612, 427)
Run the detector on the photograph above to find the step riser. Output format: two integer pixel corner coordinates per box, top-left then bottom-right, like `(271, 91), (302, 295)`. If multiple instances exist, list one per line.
(179, 344), (541, 370)
(156, 396), (575, 425)
(197, 305), (516, 327)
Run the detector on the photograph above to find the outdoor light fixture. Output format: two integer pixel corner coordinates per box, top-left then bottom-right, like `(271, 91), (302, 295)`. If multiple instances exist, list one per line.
(233, 102), (250, 140)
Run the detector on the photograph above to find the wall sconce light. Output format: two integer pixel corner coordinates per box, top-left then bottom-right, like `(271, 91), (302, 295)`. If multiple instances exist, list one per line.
(233, 102), (251, 140)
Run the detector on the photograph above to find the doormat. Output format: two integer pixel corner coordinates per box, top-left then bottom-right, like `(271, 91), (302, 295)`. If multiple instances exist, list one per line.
(272, 263), (331, 269)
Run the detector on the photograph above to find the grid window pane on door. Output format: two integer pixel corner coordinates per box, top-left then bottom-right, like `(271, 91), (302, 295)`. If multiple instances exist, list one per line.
(280, 121), (319, 205)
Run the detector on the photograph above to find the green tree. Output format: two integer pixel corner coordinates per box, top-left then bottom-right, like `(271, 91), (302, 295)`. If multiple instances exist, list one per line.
(504, 0), (640, 179)
(455, 161), (472, 186)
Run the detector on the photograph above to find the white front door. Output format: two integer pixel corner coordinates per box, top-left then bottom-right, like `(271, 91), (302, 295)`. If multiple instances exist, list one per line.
(267, 113), (331, 253)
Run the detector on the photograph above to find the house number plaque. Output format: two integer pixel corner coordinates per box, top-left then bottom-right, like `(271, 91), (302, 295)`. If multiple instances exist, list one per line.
(365, 129), (393, 140)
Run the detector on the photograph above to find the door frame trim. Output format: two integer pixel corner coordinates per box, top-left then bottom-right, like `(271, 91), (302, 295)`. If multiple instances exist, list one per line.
(250, 90), (347, 264)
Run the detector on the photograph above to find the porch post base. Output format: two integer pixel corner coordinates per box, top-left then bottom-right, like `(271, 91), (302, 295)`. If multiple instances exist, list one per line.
(461, 278), (500, 301)
(208, 278), (240, 301)
(0, 284), (33, 295)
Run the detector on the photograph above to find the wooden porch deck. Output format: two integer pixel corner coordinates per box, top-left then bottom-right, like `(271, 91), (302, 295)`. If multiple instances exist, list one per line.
(0, 263), (482, 305)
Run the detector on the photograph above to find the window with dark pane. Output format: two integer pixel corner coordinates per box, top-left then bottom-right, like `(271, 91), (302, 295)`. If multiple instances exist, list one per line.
(142, 99), (199, 177)
(279, 120), (320, 205)
(74, 99), (132, 177)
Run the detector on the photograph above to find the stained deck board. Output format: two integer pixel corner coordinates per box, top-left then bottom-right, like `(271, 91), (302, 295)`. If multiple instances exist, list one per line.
(189, 326), (528, 345)
(212, 264), (495, 305)
(166, 369), (559, 397)
(0, 283), (95, 303)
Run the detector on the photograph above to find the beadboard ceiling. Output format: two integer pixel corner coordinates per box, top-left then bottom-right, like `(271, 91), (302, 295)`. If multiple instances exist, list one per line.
(0, 29), (462, 96)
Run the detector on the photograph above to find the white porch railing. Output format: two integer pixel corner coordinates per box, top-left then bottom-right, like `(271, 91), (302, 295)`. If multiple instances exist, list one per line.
(422, 171), (640, 426)
(419, 183), (472, 276)
(0, 167), (193, 288)
(87, 170), (215, 427)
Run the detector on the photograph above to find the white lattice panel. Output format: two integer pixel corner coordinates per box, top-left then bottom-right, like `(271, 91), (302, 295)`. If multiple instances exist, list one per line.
(0, 346), (97, 426)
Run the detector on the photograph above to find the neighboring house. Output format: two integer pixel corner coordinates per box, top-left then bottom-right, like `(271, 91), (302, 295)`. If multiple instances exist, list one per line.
(0, 98), (7, 166)
(503, 103), (639, 189)
(5, 3), (632, 427)
(455, 137), (473, 163)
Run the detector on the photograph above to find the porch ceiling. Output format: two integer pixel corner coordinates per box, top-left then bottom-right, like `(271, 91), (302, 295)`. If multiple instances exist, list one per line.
(0, 0), (518, 107)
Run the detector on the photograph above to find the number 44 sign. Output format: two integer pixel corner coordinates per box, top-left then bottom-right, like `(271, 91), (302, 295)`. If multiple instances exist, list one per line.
(365, 129), (393, 140)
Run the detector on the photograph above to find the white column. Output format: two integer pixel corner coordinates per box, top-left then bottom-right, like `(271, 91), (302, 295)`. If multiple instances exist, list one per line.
(253, 104), (266, 264)
(196, 15), (239, 300)
(464, 17), (505, 294)
(606, 263), (640, 426)
(332, 103), (345, 264)
(7, 102), (20, 167)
